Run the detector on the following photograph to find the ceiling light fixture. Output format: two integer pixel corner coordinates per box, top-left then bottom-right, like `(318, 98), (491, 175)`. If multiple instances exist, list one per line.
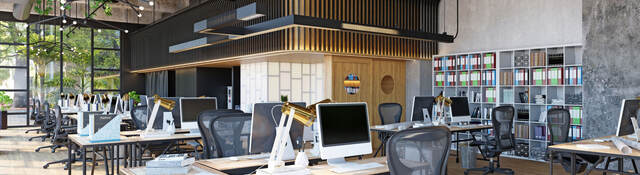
(149, 1), (154, 6)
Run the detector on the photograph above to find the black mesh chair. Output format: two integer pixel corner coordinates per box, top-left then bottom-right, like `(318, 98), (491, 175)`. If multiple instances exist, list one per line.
(548, 108), (602, 174)
(25, 99), (41, 134)
(386, 126), (451, 175)
(42, 105), (89, 169)
(197, 109), (244, 159)
(211, 113), (252, 158)
(379, 103), (403, 125)
(29, 101), (55, 142)
(130, 105), (148, 130)
(465, 106), (515, 175)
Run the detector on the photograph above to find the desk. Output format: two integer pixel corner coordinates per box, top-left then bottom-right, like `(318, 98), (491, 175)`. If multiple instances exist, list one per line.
(370, 124), (492, 161)
(307, 157), (389, 175)
(120, 164), (228, 175)
(120, 129), (191, 137)
(548, 136), (640, 175)
(67, 134), (202, 175)
(195, 151), (321, 175)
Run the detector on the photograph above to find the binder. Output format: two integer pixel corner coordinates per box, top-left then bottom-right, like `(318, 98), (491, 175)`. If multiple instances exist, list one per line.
(577, 67), (582, 84)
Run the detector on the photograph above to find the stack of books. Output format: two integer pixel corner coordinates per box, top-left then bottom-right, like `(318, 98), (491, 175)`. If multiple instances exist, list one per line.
(534, 95), (545, 104)
(547, 68), (563, 85)
(565, 67), (583, 85)
(530, 51), (546, 66)
(146, 154), (195, 174)
(532, 69), (547, 85)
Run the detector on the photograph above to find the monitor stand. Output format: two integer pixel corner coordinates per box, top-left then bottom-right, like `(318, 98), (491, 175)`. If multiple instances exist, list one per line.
(327, 157), (348, 166)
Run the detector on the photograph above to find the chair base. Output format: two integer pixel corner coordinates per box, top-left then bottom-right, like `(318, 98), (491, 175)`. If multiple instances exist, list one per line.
(465, 167), (514, 175)
(25, 128), (40, 134)
(28, 135), (48, 142)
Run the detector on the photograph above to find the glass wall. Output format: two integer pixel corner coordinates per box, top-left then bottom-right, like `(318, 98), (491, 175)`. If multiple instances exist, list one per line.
(0, 21), (29, 126)
(0, 20), (122, 127)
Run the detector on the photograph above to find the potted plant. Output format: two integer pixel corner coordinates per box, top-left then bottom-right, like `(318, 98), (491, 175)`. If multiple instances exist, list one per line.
(280, 95), (288, 103)
(127, 91), (141, 106)
(0, 91), (13, 129)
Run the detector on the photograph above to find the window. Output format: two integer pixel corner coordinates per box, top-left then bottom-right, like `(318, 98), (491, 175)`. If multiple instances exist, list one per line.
(92, 29), (120, 93)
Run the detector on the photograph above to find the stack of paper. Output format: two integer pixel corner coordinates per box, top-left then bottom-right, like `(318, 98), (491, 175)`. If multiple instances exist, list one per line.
(146, 154), (195, 175)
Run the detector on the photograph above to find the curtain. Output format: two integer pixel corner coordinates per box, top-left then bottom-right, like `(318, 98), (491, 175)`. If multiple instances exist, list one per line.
(146, 71), (168, 97)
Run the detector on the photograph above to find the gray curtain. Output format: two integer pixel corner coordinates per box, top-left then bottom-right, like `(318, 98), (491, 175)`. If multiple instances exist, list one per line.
(146, 71), (168, 97)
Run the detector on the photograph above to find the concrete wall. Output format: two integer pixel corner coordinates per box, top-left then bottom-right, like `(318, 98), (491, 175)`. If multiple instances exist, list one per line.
(582, 0), (640, 139)
(405, 60), (433, 118)
(438, 0), (583, 54)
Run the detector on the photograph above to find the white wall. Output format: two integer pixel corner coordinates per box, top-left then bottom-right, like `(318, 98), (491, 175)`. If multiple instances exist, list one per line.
(240, 57), (325, 112)
(438, 0), (583, 54)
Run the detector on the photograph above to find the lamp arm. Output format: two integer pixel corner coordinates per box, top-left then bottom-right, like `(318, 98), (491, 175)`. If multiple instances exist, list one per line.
(267, 109), (297, 169)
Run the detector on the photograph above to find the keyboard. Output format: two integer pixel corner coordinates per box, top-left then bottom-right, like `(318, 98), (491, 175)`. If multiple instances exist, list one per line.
(184, 133), (201, 137)
(246, 154), (271, 160)
(329, 162), (384, 173)
(140, 131), (172, 138)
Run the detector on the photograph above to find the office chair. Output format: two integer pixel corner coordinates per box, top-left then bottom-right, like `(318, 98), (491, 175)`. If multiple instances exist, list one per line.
(28, 101), (54, 142)
(197, 109), (244, 159)
(375, 103), (403, 156)
(547, 108), (603, 174)
(36, 105), (76, 153)
(465, 106), (515, 175)
(211, 113), (252, 158)
(386, 126), (451, 175)
(130, 105), (149, 130)
(25, 99), (41, 134)
(379, 103), (403, 125)
(43, 105), (91, 169)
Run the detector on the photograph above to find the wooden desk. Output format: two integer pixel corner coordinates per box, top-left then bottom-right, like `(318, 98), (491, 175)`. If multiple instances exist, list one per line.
(120, 129), (191, 137)
(67, 134), (202, 175)
(308, 157), (389, 175)
(120, 164), (228, 175)
(195, 151), (321, 175)
(548, 135), (640, 175)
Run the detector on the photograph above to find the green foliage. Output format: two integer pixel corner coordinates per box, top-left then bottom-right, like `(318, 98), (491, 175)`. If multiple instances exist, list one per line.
(281, 95), (288, 102)
(128, 91), (140, 104)
(0, 91), (13, 111)
(34, 0), (54, 15)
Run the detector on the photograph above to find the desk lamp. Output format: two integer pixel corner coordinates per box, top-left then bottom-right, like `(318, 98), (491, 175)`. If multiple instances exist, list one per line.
(68, 93), (76, 109)
(59, 93), (67, 108)
(141, 95), (177, 138)
(434, 92), (452, 125)
(121, 94), (130, 112)
(82, 93), (90, 111)
(100, 94), (110, 112)
(257, 99), (331, 175)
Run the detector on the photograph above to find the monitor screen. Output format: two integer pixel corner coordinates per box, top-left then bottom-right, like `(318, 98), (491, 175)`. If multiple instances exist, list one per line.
(249, 102), (305, 154)
(180, 98), (217, 123)
(109, 97), (118, 113)
(318, 103), (370, 147)
(450, 97), (470, 117)
(411, 96), (435, 122)
(617, 99), (640, 136)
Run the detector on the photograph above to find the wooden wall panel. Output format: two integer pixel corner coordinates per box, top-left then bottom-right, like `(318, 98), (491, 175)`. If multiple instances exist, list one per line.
(328, 55), (406, 154)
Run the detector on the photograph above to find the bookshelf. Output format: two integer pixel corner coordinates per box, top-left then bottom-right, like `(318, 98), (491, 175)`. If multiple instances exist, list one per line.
(433, 44), (583, 161)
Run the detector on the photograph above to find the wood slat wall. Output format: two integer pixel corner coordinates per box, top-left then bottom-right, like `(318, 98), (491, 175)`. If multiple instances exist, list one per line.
(130, 0), (440, 72)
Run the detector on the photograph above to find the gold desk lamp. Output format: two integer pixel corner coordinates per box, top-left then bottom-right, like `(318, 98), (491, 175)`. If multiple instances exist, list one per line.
(258, 99), (331, 175)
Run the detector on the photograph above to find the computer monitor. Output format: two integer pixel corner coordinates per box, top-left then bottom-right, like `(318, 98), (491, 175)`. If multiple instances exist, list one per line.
(109, 95), (119, 114)
(316, 102), (372, 164)
(249, 102), (306, 154)
(147, 97), (182, 129)
(179, 97), (217, 130)
(410, 96), (435, 122)
(450, 97), (471, 123)
(616, 99), (640, 136)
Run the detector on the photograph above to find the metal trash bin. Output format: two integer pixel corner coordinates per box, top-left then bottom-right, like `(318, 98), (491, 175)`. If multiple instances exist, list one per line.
(459, 142), (477, 169)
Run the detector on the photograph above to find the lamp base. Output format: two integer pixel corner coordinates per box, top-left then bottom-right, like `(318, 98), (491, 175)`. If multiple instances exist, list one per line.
(256, 165), (310, 175)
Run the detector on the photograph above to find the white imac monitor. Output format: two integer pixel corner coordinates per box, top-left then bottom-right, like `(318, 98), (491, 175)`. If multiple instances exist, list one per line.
(179, 97), (217, 131)
(616, 99), (640, 137)
(316, 102), (372, 165)
(450, 97), (471, 123)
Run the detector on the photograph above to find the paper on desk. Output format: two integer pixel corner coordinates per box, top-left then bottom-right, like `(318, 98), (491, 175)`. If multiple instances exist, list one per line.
(611, 137), (633, 155)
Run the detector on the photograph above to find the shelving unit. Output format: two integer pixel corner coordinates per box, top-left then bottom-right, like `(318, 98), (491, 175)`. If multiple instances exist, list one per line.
(433, 44), (583, 161)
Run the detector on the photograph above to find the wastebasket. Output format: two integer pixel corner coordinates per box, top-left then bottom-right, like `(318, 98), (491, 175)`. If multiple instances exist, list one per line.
(459, 142), (477, 169)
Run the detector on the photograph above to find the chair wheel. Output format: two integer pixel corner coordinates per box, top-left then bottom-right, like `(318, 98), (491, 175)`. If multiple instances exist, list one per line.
(51, 149), (55, 153)
(35, 149), (40, 152)
(43, 164), (49, 169)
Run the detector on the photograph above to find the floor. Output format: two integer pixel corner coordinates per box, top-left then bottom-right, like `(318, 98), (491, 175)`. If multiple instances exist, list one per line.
(0, 127), (602, 175)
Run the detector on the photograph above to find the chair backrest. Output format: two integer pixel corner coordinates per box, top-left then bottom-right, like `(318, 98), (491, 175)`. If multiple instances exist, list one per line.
(130, 105), (149, 130)
(211, 113), (252, 158)
(492, 106), (516, 151)
(52, 105), (63, 140)
(197, 109), (244, 159)
(379, 103), (402, 125)
(547, 108), (571, 145)
(386, 126), (451, 175)
(42, 101), (52, 122)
